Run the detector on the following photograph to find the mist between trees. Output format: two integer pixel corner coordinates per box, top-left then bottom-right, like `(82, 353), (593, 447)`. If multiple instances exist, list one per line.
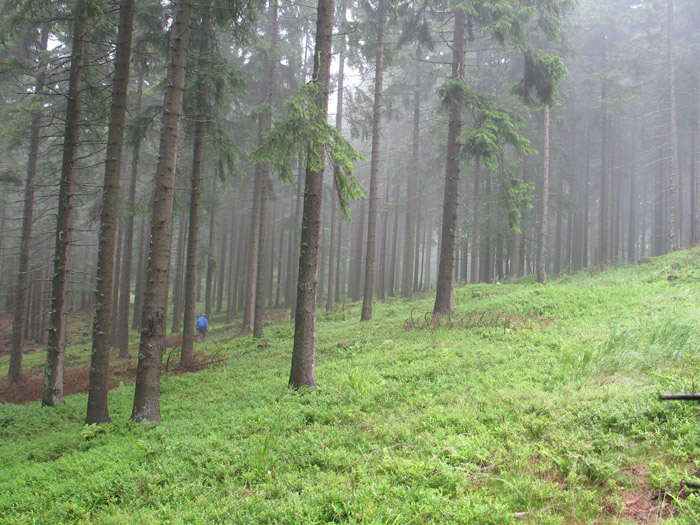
(0, 0), (697, 422)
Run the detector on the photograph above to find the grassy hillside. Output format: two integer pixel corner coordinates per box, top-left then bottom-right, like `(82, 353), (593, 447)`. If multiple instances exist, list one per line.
(3, 249), (700, 523)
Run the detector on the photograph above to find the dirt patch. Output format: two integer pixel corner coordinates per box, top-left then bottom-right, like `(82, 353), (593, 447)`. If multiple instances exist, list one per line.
(603, 467), (677, 523)
(0, 354), (138, 404)
(0, 347), (236, 405)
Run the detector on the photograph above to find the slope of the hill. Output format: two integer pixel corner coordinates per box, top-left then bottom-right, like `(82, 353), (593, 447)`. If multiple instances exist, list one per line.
(2, 249), (700, 523)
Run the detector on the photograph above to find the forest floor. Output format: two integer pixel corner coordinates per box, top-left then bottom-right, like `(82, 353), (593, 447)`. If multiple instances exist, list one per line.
(0, 325), (241, 403)
(3, 249), (700, 523)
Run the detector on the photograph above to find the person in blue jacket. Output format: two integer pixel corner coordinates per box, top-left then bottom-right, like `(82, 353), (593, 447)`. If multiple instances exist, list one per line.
(196, 313), (209, 342)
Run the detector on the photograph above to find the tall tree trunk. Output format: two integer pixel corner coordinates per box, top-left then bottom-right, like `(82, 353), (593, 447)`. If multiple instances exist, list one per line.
(0, 208), (5, 301)
(287, 159), (304, 314)
(598, 38), (610, 266)
(86, 0), (135, 422)
(243, 173), (261, 331)
(204, 175), (218, 317)
(253, 156), (269, 338)
(226, 208), (237, 322)
(42, 2), (88, 405)
(694, 70), (700, 245)
(326, 3), (346, 313)
(361, 0), (387, 321)
(109, 192), (124, 346)
(275, 208), (284, 307)
(401, 80), (419, 298)
(317, 195), (326, 301)
(171, 208), (187, 333)
(131, 0), (192, 423)
(377, 174), (389, 301)
(537, 105), (551, 285)
(654, 159), (665, 256)
(284, 193), (295, 308)
(8, 27), (49, 383)
(267, 206), (276, 308)
(29, 263), (41, 342)
(667, 0), (680, 250)
(236, 220), (249, 312)
(132, 213), (147, 330)
(181, 120), (206, 368)
(434, 6), (466, 313)
(424, 214), (433, 290)
(510, 161), (524, 278)
(288, 31), (311, 317)
(181, 6), (212, 369)
(470, 160), (481, 283)
(413, 205), (422, 291)
(351, 199), (365, 301)
(118, 71), (143, 356)
(565, 182), (574, 271)
(289, 0), (334, 389)
(554, 164), (563, 275)
(582, 106), (591, 268)
(388, 181), (399, 296)
(254, 0), (278, 338)
(628, 124), (637, 263)
(217, 229), (227, 312)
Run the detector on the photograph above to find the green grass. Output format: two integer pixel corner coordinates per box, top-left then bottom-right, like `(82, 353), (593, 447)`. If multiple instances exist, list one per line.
(3, 249), (700, 523)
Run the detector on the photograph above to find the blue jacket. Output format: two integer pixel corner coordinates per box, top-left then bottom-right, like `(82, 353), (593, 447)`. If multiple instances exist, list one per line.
(196, 316), (208, 331)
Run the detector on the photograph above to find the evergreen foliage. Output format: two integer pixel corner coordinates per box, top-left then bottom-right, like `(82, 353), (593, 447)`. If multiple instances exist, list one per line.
(252, 83), (365, 220)
(513, 47), (568, 106)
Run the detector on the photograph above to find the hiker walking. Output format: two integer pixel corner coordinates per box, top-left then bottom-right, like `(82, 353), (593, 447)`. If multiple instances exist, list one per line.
(196, 313), (209, 343)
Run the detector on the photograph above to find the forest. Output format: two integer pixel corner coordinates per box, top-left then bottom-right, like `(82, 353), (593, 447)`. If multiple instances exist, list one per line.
(1, 0), (700, 522)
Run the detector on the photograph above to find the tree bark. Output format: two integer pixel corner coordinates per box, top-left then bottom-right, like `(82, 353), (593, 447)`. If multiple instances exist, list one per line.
(694, 70), (700, 245)
(598, 38), (610, 266)
(171, 207), (187, 334)
(326, 4), (346, 313)
(204, 174), (217, 317)
(667, 0), (680, 251)
(181, 6), (212, 368)
(401, 81), (419, 298)
(180, 119), (206, 368)
(109, 192), (124, 346)
(253, 0), (278, 338)
(132, 0), (192, 423)
(43, 2), (88, 405)
(351, 199), (365, 301)
(424, 213), (433, 290)
(553, 161), (563, 276)
(132, 213), (147, 331)
(8, 27), (49, 383)
(377, 174), (389, 301)
(289, 0), (334, 389)
(510, 161), (524, 278)
(434, 4), (467, 315)
(226, 208), (237, 322)
(86, 0), (135, 422)
(288, 158), (304, 314)
(119, 71), (144, 353)
(388, 181), (399, 296)
(361, 0), (387, 321)
(243, 172), (261, 332)
(470, 160), (481, 283)
(627, 124), (637, 263)
(253, 150), (269, 338)
(217, 228), (227, 312)
(536, 105), (551, 285)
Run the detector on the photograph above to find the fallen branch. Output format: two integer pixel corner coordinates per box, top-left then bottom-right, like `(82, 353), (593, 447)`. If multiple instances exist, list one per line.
(659, 393), (700, 401)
